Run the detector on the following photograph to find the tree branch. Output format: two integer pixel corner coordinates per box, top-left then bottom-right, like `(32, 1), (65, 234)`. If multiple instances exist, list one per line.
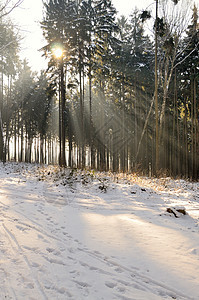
(0, 0), (23, 19)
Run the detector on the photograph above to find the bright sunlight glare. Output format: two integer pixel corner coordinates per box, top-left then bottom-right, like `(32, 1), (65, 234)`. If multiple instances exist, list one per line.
(53, 47), (63, 58)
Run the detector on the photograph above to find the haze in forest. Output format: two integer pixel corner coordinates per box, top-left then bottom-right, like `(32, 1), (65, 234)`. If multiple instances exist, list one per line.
(0, 0), (198, 179)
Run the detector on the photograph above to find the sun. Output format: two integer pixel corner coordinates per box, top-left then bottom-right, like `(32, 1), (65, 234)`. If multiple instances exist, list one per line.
(53, 47), (63, 58)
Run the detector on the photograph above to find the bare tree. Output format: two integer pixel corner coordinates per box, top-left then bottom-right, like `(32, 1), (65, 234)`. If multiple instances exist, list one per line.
(0, 0), (23, 19)
(158, 0), (193, 140)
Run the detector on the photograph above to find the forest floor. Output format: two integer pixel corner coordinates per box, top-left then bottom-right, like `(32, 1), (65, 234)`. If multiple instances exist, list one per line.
(0, 162), (198, 300)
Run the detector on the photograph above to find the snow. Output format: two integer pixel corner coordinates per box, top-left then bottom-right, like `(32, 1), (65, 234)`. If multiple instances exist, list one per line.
(0, 163), (198, 300)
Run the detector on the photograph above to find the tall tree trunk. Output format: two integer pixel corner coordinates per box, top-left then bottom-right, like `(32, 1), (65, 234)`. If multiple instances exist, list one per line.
(172, 69), (177, 176)
(67, 103), (72, 168)
(28, 136), (32, 163)
(60, 59), (66, 166)
(14, 114), (17, 161)
(184, 104), (188, 178)
(99, 81), (105, 171)
(0, 72), (5, 162)
(78, 42), (85, 169)
(20, 120), (24, 162)
(155, 0), (159, 174)
(0, 111), (4, 162)
(89, 66), (95, 169)
(193, 77), (197, 180)
(40, 135), (44, 164)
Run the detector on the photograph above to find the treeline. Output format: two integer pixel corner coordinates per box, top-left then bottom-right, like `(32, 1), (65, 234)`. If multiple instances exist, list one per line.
(0, 0), (198, 179)
(0, 1), (57, 164)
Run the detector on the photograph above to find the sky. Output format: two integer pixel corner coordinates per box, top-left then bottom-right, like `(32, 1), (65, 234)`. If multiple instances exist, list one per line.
(11, 0), (46, 71)
(10, 0), (196, 72)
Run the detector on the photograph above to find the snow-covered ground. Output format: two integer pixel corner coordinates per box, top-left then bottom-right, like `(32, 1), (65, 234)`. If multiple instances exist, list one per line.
(0, 163), (198, 300)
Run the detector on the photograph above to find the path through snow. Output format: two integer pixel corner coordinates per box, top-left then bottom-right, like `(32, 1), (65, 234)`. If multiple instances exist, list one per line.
(0, 163), (198, 299)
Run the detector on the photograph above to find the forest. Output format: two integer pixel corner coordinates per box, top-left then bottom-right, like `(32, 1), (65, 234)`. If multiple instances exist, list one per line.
(0, 0), (198, 179)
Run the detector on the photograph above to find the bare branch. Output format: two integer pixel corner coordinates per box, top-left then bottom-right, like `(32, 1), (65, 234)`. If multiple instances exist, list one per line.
(0, 39), (17, 53)
(0, 0), (23, 19)
(135, 95), (154, 162)
(174, 41), (199, 69)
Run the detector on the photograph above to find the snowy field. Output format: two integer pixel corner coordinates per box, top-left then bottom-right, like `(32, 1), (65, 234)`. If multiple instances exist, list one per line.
(0, 163), (198, 300)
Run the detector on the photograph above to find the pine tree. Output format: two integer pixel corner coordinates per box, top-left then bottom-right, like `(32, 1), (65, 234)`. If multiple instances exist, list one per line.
(176, 4), (199, 179)
(0, 19), (20, 161)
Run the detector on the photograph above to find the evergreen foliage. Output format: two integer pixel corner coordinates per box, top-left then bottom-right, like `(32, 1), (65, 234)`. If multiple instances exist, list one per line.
(0, 0), (198, 179)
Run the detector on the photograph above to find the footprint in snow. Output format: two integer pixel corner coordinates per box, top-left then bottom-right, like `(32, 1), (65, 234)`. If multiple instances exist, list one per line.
(105, 281), (117, 289)
(37, 234), (48, 243)
(26, 283), (34, 289)
(46, 247), (61, 256)
(62, 232), (68, 236)
(16, 225), (29, 232)
(89, 266), (98, 271)
(117, 286), (126, 293)
(43, 255), (66, 265)
(46, 247), (54, 253)
(38, 234), (44, 239)
(114, 267), (124, 273)
(31, 262), (40, 268)
(55, 286), (72, 297)
(74, 280), (91, 288)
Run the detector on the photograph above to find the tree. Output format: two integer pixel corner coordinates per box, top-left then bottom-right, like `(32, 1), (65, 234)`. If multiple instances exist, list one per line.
(0, 0), (23, 19)
(142, 0), (197, 175)
(41, 0), (76, 166)
(176, 4), (199, 179)
(41, 0), (119, 169)
(0, 18), (20, 161)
